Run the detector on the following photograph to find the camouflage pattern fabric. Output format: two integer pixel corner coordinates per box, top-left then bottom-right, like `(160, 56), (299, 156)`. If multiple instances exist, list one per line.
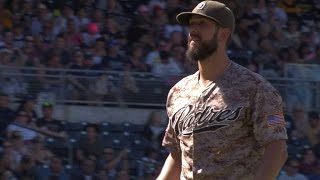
(162, 61), (288, 180)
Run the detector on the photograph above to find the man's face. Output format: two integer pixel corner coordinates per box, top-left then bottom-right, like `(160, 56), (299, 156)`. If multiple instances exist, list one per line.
(309, 117), (319, 127)
(103, 148), (115, 160)
(56, 37), (65, 49)
(81, 159), (95, 174)
(42, 107), (53, 118)
(86, 127), (97, 139)
(0, 95), (9, 108)
(186, 16), (220, 62)
(50, 158), (63, 173)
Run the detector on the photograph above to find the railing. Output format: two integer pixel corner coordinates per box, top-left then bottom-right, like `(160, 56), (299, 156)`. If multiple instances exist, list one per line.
(0, 65), (172, 108)
(1, 65), (319, 111)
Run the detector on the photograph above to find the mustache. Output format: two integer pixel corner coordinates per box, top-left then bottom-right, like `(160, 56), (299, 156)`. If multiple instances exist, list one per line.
(189, 34), (201, 41)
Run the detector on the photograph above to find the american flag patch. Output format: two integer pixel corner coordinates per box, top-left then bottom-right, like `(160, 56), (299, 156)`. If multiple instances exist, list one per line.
(267, 113), (286, 126)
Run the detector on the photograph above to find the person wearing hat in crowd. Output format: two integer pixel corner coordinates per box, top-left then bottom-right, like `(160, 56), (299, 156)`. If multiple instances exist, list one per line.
(157, 1), (288, 180)
(36, 101), (67, 139)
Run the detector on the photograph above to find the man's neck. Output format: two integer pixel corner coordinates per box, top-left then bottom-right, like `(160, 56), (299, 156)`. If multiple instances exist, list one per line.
(198, 51), (230, 87)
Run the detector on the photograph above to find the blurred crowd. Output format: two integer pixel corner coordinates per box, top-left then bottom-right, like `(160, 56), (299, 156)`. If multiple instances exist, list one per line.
(0, 93), (168, 179)
(0, 0), (319, 77)
(0, 0), (320, 179)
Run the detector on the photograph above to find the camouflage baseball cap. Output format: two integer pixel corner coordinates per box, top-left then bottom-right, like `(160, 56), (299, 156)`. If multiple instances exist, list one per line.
(176, 1), (235, 34)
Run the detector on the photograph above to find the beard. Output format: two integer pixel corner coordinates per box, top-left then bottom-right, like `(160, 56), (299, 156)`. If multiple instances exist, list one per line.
(186, 32), (218, 62)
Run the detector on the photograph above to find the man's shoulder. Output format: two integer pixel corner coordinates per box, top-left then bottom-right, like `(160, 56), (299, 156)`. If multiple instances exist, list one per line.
(172, 72), (197, 88)
(231, 62), (275, 89)
(37, 118), (64, 127)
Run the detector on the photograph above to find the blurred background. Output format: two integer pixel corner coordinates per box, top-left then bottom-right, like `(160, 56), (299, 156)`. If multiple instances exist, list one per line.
(0, 0), (319, 179)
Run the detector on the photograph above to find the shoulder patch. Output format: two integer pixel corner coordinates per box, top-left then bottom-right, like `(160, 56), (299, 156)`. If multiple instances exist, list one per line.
(267, 113), (285, 126)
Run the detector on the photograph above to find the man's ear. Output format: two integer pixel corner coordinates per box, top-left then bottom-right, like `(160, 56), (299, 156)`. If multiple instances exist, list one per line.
(218, 28), (231, 42)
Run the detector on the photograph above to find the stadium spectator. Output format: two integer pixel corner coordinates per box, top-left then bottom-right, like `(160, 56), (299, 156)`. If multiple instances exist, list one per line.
(81, 22), (102, 47)
(0, 93), (15, 136)
(36, 102), (67, 139)
(278, 158), (308, 180)
(287, 46), (302, 63)
(12, 24), (25, 49)
(97, 147), (128, 179)
(16, 95), (38, 123)
(239, 1), (263, 31)
(168, 31), (185, 47)
(29, 137), (53, 165)
(20, 35), (39, 65)
(284, 18), (301, 47)
(121, 63), (140, 94)
(100, 16), (122, 42)
(144, 39), (169, 68)
(163, 9), (184, 40)
(143, 111), (165, 150)
(150, 2), (168, 35)
(6, 111), (38, 142)
(151, 51), (183, 78)
(170, 44), (194, 74)
(103, 39), (128, 71)
(126, 43), (150, 72)
(298, 149), (319, 177)
(63, 18), (82, 49)
(305, 111), (320, 146)
(137, 147), (161, 179)
(277, 0), (301, 18)
(266, 0), (288, 26)
(89, 73), (123, 104)
(6, 131), (29, 170)
(35, 156), (70, 180)
(45, 34), (71, 66)
(91, 37), (107, 66)
(75, 7), (90, 30)
(129, 4), (152, 42)
(37, 54), (64, 96)
(0, 151), (16, 179)
(71, 158), (100, 180)
(291, 104), (309, 137)
(0, 48), (13, 66)
(283, 103), (296, 137)
(253, 37), (281, 76)
(40, 20), (55, 49)
(0, 30), (14, 50)
(78, 124), (104, 158)
(117, 169), (131, 180)
(13, 154), (38, 180)
(66, 50), (89, 100)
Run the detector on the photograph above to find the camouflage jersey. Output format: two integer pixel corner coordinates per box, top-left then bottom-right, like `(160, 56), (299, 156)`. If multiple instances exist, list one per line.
(162, 61), (288, 180)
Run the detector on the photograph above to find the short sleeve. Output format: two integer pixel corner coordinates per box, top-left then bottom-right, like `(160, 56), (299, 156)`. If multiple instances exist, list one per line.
(252, 83), (288, 146)
(162, 121), (181, 153)
(162, 88), (181, 154)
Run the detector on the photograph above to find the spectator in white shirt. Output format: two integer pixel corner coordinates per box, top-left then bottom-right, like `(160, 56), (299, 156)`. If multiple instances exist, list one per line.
(151, 51), (183, 77)
(6, 110), (38, 141)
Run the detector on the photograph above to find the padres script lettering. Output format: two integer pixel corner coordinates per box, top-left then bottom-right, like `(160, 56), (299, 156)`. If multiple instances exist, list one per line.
(172, 105), (243, 135)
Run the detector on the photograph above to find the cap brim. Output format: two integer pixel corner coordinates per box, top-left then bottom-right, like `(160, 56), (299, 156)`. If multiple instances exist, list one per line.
(176, 12), (220, 26)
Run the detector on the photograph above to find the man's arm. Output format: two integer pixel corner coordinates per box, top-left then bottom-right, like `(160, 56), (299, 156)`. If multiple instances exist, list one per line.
(254, 140), (288, 180)
(157, 151), (181, 180)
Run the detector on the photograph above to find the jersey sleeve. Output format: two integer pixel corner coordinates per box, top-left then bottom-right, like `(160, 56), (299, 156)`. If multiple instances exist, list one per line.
(162, 88), (182, 154)
(252, 82), (288, 146)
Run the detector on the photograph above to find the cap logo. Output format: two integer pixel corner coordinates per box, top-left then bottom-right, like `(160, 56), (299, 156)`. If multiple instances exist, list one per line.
(196, 2), (206, 10)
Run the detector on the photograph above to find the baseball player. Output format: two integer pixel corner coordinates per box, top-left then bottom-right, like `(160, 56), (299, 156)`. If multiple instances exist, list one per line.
(157, 1), (288, 180)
